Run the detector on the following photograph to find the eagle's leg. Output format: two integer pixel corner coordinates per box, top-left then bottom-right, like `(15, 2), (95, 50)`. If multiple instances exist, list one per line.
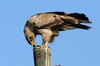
(38, 29), (53, 48)
(40, 34), (51, 48)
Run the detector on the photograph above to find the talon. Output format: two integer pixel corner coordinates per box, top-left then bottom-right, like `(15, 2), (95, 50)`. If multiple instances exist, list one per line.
(34, 46), (41, 48)
(40, 45), (48, 48)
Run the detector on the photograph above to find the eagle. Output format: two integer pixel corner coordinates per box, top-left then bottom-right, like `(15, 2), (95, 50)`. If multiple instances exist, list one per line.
(24, 11), (92, 48)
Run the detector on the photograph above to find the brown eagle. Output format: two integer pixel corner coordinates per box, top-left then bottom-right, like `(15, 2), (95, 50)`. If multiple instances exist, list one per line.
(24, 11), (92, 48)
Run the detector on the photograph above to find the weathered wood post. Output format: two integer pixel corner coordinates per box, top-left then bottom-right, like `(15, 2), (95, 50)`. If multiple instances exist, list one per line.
(33, 47), (52, 66)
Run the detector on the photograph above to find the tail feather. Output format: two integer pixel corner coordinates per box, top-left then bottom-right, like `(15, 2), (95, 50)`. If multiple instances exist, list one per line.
(78, 19), (92, 23)
(67, 13), (92, 25)
(67, 13), (89, 21)
(73, 24), (91, 30)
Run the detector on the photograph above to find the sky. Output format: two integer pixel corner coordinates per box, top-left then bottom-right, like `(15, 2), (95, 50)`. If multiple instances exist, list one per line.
(0, 0), (100, 66)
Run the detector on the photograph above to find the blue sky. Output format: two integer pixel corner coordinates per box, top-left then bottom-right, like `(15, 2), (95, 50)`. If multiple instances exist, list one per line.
(0, 0), (100, 66)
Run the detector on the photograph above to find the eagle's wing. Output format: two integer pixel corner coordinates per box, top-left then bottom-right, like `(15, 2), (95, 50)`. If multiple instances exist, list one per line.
(27, 13), (64, 29)
(27, 12), (92, 30)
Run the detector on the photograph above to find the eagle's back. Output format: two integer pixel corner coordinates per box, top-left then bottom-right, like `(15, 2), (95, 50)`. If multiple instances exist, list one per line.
(28, 13), (63, 28)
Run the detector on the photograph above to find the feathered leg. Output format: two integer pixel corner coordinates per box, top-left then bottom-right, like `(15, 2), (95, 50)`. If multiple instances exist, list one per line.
(38, 29), (53, 48)
(41, 34), (50, 47)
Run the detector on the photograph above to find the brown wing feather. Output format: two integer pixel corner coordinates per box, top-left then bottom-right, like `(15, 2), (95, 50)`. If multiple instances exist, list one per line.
(27, 13), (64, 29)
(27, 12), (92, 30)
(67, 13), (92, 23)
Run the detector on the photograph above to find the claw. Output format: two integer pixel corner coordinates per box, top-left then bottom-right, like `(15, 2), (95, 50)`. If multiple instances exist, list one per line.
(34, 46), (41, 48)
(40, 45), (48, 48)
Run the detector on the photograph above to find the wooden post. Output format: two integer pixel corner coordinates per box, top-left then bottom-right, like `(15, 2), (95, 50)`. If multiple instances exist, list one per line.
(33, 47), (52, 66)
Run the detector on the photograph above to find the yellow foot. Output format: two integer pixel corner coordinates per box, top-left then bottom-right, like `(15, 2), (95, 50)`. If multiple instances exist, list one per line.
(40, 45), (48, 48)
(34, 45), (41, 49)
